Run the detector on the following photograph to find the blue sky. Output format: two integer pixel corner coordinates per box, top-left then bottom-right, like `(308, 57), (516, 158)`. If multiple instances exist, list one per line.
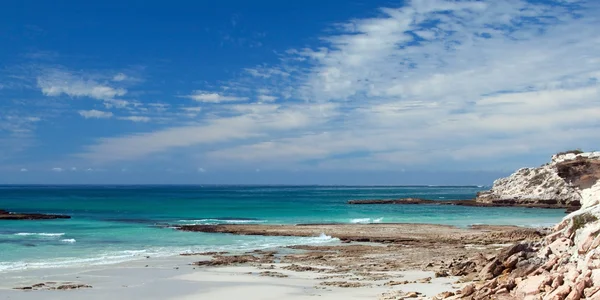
(1, 0), (599, 185)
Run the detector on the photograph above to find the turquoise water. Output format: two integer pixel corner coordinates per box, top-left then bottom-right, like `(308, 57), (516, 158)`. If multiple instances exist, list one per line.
(0, 185), (566, 272)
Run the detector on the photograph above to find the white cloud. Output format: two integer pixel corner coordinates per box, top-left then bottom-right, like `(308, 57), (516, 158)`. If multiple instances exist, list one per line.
(20, 168), (28, 172)
(0, 115), (42, 137)
(183, 91), (249, 103)
(70, 0), (600, 171)
(70, 167), (77, 171)
(103, 99), (130, 109)
(79, 110), (113, 119)
(245, 66), (290, 78)
(118, 116), (151, 122)
(37, 69), (126, 100)
(76, 103), (335, 163)
(112, 73), (128, 82)
(258, 95), (277, 102)
(182, 107), (203, 113)
(52, 167), (63, 172)
(197, 167), (206, 173)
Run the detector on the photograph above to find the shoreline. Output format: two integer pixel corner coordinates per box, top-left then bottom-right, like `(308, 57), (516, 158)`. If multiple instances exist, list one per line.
(0, 255), (462, 300)
(0, 222), (547, 299)
(0, 221), (556, 274)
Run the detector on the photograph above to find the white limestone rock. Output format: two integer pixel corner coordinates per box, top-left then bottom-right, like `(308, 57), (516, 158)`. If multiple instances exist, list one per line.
(477, 152), (600, 207)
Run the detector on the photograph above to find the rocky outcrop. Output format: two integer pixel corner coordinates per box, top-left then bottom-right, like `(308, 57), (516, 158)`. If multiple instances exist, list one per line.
(476, 151), (600, 209)
(175, 223), (544, 245)
(440, 203), (600, 300)
(14, 282), (92, 291)
(438, 153), (600, 300)
(0, 209), (70, 220)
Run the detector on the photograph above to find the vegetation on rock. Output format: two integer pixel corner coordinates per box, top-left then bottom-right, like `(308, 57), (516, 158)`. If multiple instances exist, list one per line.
(556, 149), (584, 156)
(572, 213), (598, 232)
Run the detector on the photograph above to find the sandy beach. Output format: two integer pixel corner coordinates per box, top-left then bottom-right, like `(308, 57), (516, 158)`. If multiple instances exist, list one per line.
(0, 223), (545, 300)
(0, 255), (460, 300)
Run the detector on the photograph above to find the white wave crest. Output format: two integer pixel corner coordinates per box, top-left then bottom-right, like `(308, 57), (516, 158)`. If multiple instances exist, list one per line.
(350, 217), (383, 224)
(177, 219), (267, 225)
(350, 218), (371, 224)
(15, 233), (65, 237)
(61, 239), (76, 243)
(318, 233), (332, 239)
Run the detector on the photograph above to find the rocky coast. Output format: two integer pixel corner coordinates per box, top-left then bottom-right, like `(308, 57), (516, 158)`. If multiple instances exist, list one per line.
(3, 151), (599, 300)
(172, 151), (600, 299)
(349, 151), (600, 214)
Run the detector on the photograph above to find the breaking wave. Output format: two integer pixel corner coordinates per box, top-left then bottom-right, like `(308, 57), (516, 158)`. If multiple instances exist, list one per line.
(350, 217), (383, 224)
(14, 233), (65, 237)
(177, 218), (267, 225)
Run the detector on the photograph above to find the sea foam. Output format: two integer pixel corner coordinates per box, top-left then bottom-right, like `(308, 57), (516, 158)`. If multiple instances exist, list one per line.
(177, 219), (267, 225)
(350, 217), (383, 224)
(0, 234), (339, 272)
(15, 233), (65, 237)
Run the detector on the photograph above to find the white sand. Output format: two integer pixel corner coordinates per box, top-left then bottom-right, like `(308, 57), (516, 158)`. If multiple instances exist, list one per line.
(0, 256), (460, 300)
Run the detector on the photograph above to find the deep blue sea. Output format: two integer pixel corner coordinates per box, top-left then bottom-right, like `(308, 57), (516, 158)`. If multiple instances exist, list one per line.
(0, 185), (566, 272)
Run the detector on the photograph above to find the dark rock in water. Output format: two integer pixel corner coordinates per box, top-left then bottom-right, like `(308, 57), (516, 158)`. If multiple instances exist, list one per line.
(55, 284), (92, 290)
(14, 282), (91, 291)
(347, 198), (570, 210)
(0, 209), (70, 220)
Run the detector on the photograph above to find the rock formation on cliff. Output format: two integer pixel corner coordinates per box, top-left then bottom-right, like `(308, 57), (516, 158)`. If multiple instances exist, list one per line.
(437, 151), (600, 300)
(441, 199), (600, 299)
(476, 151), (600, 209)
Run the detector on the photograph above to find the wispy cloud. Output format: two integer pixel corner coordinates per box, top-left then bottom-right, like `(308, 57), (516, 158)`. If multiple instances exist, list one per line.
(67, 0), (600, 171)
(37, 69), (126, 100)
(257, 95), (277, 102)
(183, 91), (249, 103)
(199, 0), (600, 170)
(76, 103), (335, 163)
(78, 110), (113, 119)
(118, 116), (151, 122)
(112, 73), (128, 82)
(181, 107), (203, 113)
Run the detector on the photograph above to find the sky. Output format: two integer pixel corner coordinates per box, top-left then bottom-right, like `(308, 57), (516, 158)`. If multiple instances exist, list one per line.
(1, 0), (599, 185)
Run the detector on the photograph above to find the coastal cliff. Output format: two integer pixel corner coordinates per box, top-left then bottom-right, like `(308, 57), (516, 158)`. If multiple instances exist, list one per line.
(444, 197), (600, 299)
(476, 151), (600, 209)
(442, 152), (600, 300)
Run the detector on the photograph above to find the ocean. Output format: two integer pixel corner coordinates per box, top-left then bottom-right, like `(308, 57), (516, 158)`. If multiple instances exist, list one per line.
(0, 185), (566, 273)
